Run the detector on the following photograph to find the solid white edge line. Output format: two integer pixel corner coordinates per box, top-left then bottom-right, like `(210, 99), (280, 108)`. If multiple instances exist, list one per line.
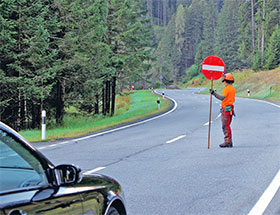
(166, 135), (186, 144)
(37, 94), (177, 149)
(248, 169), (280, 215)
(249, 99), (280, 109)
(72, 94), (178, 142)
(246, 98), (280, 214)
(83, 167), (106, 175)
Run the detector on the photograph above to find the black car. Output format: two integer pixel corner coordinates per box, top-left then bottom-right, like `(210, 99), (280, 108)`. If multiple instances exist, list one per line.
(0, 122), (126, 215)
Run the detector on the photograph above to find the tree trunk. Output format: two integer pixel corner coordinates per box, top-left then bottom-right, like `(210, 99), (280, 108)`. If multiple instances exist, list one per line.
(257, 6), (261, 51)
(106, 80), (111, 115)
(163, 0), (167, 26)
(261, 0), (265, 61)
(158, 0), (160, 25)
(56, 78), (65, 125)
(31, 101), (40, 129)
(102, 85), (106, 115)
(17, 91), (21, 130)
(147, 0), (153, 18)
(95, 94), (99, 114)
(251, 0), (255, 55)
(24, 95), (28, 129)
(111, 77), (116, 116)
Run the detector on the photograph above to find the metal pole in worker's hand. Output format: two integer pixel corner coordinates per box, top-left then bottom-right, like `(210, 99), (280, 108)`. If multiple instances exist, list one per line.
(208, 78), (213, 149)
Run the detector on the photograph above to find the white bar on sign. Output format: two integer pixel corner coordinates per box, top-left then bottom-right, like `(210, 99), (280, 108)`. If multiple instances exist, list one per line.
(202, 65), (225, 72)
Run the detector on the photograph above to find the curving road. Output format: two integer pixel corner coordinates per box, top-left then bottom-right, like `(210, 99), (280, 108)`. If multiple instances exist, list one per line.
(32, 89), (280, 215)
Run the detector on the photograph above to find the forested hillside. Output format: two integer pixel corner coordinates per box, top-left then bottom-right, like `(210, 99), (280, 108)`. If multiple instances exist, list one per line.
(153, 0), (280, 85)
(0, 0), (153, 130)
(1, 0), (279, 131)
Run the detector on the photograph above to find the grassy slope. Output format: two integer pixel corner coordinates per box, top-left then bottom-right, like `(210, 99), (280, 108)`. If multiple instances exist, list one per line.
(185, 67), (280, 102)
(20, 90), (171, 142)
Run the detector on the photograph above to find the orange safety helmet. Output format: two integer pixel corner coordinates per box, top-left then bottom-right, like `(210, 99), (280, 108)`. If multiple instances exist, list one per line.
(222, 73), (234, 83)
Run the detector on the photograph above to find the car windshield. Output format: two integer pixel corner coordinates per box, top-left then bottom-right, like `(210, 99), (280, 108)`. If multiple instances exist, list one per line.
(0, 129), (48, 192)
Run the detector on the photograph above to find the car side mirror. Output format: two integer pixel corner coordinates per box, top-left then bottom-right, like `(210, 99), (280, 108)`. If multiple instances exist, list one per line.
(54, 164), (82, 185)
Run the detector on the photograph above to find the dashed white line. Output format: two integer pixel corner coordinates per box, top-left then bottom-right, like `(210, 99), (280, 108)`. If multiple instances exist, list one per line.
(83, 167), (106, 175)
(215, 113), (221, 119)
(166, 135), (186, 144)
(248, 169), (280, 215)
(203, 121), (212, 126)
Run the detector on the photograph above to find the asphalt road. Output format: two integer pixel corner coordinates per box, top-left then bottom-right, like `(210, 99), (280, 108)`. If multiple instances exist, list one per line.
(32, 89), (280, 215)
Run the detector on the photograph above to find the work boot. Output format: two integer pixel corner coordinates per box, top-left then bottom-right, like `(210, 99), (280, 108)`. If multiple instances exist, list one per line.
(219, 143), (233, 148)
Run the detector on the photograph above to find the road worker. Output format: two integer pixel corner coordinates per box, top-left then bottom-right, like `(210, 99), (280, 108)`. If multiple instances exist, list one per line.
(210, 73), (236, 148)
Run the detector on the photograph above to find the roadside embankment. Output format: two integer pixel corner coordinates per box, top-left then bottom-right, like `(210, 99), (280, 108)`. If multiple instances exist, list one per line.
(186, 67), (280, 102)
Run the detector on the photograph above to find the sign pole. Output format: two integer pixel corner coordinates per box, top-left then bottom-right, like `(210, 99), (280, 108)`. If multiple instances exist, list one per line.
(208, 78), (213, 149)
(201, 56), (225, 148)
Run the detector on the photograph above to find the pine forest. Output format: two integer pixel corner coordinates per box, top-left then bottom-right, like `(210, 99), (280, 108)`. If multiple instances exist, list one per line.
(1, 0), (280, 130)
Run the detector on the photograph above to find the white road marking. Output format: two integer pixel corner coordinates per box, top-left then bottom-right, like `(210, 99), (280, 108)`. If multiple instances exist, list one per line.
(248, 169), (280, 215)
(250, 99), (280, 109)
(166, 135), (186, 144)
(203, 121), (212, 126)
(215, 113), (221, 119)
(203, 113), (221, 126)
(83, 167), (106, 175)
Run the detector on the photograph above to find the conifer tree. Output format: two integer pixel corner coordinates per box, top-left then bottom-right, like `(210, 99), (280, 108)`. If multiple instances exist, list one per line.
(174, 4), (186, 82)
(265, 25), (280, 69)
(214, 0), (242, 71)
(195, 0), (218, 65)
(105, 0), (153, 115)
(0, 0), (60, 129)
(183, 0), (204, 69)
(156, 15), (177, 84)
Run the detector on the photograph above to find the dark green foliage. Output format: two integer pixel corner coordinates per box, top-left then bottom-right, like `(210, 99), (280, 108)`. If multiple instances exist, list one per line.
(155, 16), (177, 84)
(0, 0), (153, 129)
(0, 0), (60, 129)
(195, 0), (218, 64)
(155, 0), (279, 84)
(265, 25), (280, 69)
(214, 0), (242, 71)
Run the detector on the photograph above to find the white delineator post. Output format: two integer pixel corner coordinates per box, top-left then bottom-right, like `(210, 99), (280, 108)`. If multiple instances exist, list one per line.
(42, 110), (46, 141)
(157, 98), (160, 110)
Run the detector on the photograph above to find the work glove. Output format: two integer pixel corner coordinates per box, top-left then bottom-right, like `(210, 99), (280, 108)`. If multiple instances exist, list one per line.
(209, 89), (215, 95)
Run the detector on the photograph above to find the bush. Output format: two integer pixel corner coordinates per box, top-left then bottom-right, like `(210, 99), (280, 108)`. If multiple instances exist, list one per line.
(152, 80), (161, 89)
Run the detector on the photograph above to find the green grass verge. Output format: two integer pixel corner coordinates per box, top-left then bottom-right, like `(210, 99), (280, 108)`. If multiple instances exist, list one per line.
(19, 90), (171, 142)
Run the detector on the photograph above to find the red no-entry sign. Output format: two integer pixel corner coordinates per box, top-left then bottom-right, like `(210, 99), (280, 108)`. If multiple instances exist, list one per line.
(201, 56), (225, 80)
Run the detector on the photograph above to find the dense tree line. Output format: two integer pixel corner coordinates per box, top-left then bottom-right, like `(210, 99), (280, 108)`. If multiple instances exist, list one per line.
(146, 0), (224, 26)
(0, 0), (153, 130)
(155, 0), (280, 84)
